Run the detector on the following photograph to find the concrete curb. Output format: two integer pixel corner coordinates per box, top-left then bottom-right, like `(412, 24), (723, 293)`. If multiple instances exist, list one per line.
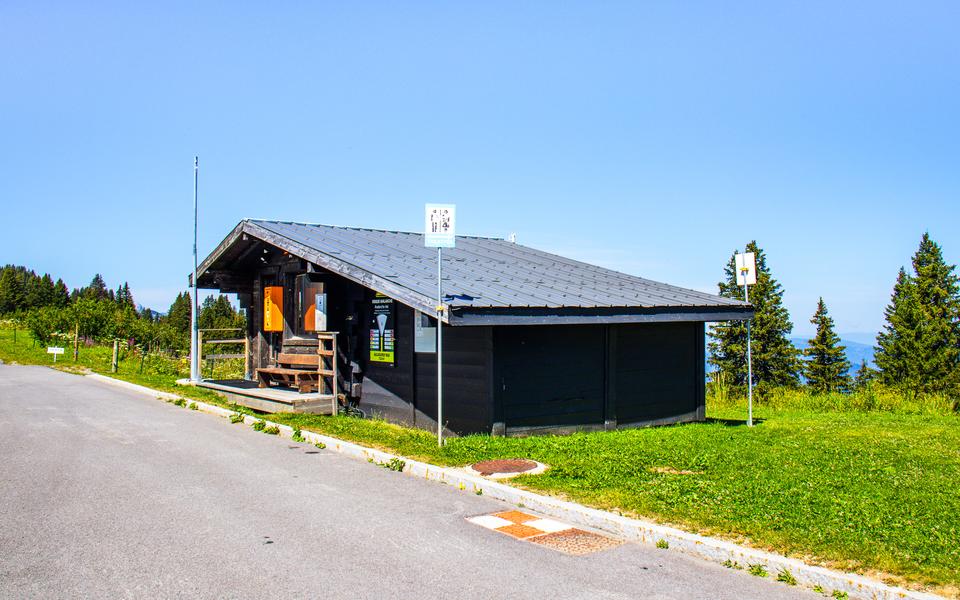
(87, 373), (942, 600)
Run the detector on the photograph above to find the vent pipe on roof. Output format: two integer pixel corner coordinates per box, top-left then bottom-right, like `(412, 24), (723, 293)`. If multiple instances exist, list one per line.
(508, 232), (517, 243)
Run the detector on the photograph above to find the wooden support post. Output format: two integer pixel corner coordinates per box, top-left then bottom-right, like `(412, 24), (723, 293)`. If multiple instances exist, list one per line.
(73, 322), (79, 361)
(111, 339), (119, 373)
(331, 332), (338, 416)
(244, 336), (251, 381)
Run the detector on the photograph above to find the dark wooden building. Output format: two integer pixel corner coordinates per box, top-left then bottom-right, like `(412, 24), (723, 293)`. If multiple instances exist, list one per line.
(195, 220), (751, 436)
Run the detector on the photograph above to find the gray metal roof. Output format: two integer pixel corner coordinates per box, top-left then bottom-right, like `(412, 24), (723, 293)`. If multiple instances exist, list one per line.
(197, 219), (749, 324)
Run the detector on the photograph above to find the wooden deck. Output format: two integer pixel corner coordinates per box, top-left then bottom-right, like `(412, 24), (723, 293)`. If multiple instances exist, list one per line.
(178, 379), (337, 415)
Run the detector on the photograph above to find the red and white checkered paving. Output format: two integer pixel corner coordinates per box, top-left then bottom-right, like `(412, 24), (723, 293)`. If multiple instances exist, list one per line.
(467, 510), (624, 555)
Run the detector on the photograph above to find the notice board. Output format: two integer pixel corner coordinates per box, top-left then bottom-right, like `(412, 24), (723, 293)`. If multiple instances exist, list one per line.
(370, 293), (395, 365)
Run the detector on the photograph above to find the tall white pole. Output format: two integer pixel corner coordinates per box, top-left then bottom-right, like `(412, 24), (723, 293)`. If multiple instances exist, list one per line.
(190, 157), (200, 382)
(744, 279), (753, 427)
(437, 246), (444, 446)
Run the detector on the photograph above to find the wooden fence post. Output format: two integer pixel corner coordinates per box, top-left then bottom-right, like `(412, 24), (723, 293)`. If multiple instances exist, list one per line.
(73, 322), (79, 361)
(111, 339), (119, 373)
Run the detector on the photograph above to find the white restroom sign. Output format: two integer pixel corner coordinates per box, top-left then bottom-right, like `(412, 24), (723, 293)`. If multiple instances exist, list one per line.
(424, 204), (456, 248)
(735, 252), (757, 286)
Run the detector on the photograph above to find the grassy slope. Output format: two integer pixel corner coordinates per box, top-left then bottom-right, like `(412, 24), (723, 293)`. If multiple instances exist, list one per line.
(1, 329), (957, 595)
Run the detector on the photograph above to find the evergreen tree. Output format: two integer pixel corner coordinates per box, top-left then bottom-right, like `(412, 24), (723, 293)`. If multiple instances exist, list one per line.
(709, 241), (801, 391)
(875, 268), (920, 388)
(25, 272), (55, 308)
(0, 266), (26, 314)
(875, 234), (960, 395)
(52, 279), (70, 307)
(82, 274), (110, 301)
(199, 295), (244, 330)
(166, 292), (193, 334)
(853, 359), (875, 390)
(803, 298), (851, 393)
(115, 282), (134, 308)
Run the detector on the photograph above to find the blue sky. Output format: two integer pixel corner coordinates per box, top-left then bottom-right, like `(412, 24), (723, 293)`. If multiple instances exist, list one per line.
(1, 2), (957, 338)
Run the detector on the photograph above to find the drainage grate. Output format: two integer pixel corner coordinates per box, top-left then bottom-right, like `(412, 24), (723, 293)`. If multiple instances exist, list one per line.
(527, 528), (625, 555)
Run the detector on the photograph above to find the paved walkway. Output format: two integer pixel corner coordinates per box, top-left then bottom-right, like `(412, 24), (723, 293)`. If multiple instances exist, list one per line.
(0, 365), (814, 599)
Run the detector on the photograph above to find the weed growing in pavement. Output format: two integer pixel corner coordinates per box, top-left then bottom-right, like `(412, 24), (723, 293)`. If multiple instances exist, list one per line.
(656, 539), (669, 549)
(748, 564), (768, 577)
(263, 425), (280, 435)
(383, 458), (405, 472)
(831, 591), (848, 600)
(229, 413), (245, 424)
(721, 560), (743, 570)
(188, 402), (198, 411)
(172, 398), (186, 407)
(475, 488), (483, 496)
(291, 425), (305, 442)
(813, 585), (824, 594)
(775, 569), (797, 585)
(315, 441), (326, 450)
(252, 419), (266, 431)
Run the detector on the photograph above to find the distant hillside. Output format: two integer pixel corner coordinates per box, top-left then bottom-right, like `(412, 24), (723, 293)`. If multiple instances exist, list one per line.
(706, 337), (875, 375)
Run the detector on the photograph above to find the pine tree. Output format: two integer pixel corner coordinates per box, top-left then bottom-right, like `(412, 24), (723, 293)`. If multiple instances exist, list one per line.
(875, 234), (960, 395)
(0, 266), (26, 314)
(708, 241), (801, 391)
(853, 359), (875, 390)
(166, 292), (193, 334)
(52, 279), (70, 307)
(115, 282), (134, 308)
(875, 268), (921, 388)
(803, 298), (851, 393)
(25, 272), (55, 308)
(82, 274), (109, 301)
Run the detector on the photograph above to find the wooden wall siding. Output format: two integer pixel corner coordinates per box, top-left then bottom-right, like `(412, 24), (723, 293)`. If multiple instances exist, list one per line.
(494, 325), (606, 428)
(612, 322), (701, 424)
(414, 325), (493, 435)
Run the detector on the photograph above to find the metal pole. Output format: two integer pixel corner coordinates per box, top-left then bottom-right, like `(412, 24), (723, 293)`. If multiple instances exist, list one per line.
(437, 246), (444, 446)
(190, 157), (200, 382)
(744, 279), (753, 427)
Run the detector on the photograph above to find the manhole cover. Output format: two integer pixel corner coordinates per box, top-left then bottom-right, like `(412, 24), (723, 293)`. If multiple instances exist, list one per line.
(471, 459), (539, 476)
(527, 528), (624, 555)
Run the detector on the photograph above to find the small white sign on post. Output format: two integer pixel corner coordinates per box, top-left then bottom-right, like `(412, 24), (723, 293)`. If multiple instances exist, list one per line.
(735, 252), (757, 286)
(47, 347), (65, 363)
(735, 250), (757, 428)
(424, 204), (456, 248)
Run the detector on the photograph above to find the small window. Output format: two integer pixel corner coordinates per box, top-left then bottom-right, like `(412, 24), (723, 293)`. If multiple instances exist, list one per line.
(414, 311), (436, 353)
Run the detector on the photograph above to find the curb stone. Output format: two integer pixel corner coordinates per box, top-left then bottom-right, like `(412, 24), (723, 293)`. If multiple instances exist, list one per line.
(86, 372), (943, 600)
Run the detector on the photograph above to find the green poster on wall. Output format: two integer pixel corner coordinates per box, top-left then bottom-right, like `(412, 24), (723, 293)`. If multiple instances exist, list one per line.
(370, 293), (395, 365)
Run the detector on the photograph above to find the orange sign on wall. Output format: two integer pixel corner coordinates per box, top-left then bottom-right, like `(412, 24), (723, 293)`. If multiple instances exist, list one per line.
(263, 286), (283, 332)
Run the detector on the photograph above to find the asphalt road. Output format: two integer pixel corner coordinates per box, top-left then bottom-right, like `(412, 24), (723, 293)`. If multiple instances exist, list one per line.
(0, 365), (814, 599)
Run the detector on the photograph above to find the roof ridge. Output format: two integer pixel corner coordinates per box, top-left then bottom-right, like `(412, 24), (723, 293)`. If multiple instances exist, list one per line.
(246, 218), (504, 241)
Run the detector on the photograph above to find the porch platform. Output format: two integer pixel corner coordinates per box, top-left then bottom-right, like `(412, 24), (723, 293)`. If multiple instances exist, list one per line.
(177, 378), (337, 415)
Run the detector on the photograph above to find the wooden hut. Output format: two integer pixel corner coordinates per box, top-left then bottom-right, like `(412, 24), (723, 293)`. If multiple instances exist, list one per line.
(194, 219), (751, 436)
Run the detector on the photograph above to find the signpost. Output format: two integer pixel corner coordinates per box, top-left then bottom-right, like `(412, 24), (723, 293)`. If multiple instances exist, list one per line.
(424, 204), (455, 446)
(736, 251), (757, 427)
(47, 347), (64, 363)
(190, 156), (200, 382)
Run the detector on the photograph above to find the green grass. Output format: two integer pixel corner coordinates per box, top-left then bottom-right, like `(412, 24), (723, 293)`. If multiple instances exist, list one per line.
(1, 327), (957, 595)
